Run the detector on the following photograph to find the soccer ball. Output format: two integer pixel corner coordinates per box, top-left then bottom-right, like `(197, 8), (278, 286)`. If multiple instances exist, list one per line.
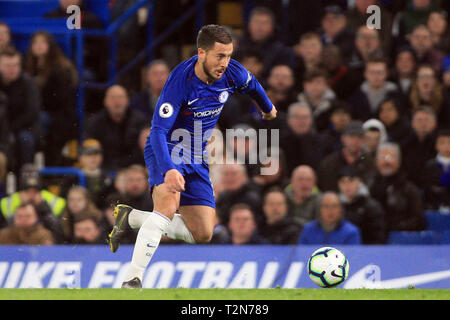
(307, 247), (349, 288)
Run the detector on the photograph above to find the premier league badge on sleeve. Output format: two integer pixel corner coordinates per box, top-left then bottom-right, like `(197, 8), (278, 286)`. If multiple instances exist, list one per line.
(219, 91), (229, 104)
(159, 103), (174, 118)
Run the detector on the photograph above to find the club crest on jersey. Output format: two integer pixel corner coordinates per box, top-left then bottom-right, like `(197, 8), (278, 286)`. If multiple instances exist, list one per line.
(218, 91), (229, 103)
(159, 103), (173, 118)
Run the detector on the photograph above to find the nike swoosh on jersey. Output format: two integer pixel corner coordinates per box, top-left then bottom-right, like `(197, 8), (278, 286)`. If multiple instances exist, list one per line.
(188, 98), (199, 105)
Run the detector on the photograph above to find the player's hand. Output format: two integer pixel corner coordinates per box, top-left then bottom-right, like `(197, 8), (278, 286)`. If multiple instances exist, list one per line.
(262, 105), (277, 120)
(164, 169), (185, 193)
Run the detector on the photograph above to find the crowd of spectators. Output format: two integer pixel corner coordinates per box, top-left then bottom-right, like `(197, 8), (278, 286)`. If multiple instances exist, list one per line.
(0, 0), (449, 246)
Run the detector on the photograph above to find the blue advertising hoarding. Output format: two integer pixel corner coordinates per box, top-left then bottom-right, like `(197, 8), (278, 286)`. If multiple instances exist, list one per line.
(0, 245), (449, 289)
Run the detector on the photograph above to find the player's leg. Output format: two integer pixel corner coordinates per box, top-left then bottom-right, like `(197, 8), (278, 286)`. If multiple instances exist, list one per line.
(122, 183), (178, 288)
(110, 205), (196, 245)
(178, 205), (216, 243)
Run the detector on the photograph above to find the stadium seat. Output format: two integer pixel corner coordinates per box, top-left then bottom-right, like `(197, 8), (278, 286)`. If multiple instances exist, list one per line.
(387, 231), (441, 245)
(0, 0), (109, 25)
(440, 231), (450, 244)
(425, 211), (450, 231)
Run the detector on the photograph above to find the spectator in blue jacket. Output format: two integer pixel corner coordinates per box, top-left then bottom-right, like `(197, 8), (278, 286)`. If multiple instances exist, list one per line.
(298, 191), (361, 245)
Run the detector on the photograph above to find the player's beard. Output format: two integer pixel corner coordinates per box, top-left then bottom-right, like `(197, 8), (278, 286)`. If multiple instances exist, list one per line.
(202, 59), (224, 83)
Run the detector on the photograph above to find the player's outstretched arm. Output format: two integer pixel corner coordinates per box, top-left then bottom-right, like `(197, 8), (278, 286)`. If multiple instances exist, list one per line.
(230, 59), (276, 119)
(262, 105), (277, 120)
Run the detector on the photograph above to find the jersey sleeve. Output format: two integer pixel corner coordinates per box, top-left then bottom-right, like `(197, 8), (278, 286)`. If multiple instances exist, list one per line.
(147, 71), (186, 175)
(230, 59), (273, 113)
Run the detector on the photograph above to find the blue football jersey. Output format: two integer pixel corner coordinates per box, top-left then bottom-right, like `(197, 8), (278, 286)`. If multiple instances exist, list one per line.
(145, 55), (273, 176)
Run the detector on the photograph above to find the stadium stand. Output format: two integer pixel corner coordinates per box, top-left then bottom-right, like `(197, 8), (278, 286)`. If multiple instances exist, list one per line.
(0, 0), (449, 247)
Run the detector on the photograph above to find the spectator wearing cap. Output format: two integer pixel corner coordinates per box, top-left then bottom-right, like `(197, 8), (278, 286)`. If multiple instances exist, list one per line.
(259, 187), (302, 244)
(318, 5), (355, 59)
(317, 120), (376, 192)
(0, 203), (54, 245)
(61, 139), (114, 209)
(362, 118), (388, 158)
(370, 142), (425, 232)
(84, 85), (148, 171)
(349, 56), (401, 122)
(421, 129), (450, 211)
(298, 191), (362, 245)
(338, 166), (387, 244)
(0, 165), (66, 220)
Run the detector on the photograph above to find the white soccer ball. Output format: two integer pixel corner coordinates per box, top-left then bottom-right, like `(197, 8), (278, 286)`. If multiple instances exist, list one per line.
(307, 247), (349, 288)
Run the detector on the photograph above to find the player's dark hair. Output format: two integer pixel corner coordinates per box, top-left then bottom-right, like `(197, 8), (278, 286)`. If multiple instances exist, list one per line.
(197, 24), (233, 50)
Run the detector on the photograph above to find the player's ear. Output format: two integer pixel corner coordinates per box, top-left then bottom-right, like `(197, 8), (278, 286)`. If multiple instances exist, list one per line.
(198, 47), (206, 59)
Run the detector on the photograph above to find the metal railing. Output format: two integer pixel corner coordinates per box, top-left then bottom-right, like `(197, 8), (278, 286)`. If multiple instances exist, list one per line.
(3, 0), (207, 194)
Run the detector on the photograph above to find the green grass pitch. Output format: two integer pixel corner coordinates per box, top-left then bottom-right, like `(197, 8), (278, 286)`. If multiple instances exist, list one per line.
(0, 288), (449, 300)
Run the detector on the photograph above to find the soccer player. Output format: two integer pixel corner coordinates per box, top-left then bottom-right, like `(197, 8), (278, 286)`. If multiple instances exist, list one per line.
(108, 25), (277, 288)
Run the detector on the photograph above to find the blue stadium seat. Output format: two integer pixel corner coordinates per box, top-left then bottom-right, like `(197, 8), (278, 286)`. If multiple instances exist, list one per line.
(425, 211), (450, 231)
(440, 231), (450, 244)
(0, 0), (110, 25)
(387, 231), (441, 245)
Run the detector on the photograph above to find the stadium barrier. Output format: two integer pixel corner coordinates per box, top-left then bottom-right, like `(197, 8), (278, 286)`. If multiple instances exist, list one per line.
(0, 244), (449, 289)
